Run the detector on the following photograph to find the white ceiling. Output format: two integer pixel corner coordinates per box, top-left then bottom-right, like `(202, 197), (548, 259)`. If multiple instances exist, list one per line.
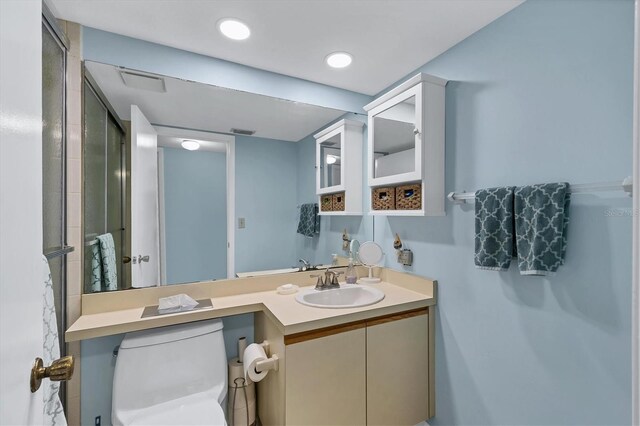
(85, 61), (346, 142)
(50, 0), (524, 95)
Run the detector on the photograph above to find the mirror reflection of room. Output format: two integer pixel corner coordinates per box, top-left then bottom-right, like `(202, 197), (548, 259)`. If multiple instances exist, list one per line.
(82, 61), (372, 292)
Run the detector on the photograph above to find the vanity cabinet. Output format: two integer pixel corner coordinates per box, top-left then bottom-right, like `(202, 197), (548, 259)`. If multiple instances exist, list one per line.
(255, 307), (433, 425)
(364, 73), (447, 216)
(315, 119), (365, 215)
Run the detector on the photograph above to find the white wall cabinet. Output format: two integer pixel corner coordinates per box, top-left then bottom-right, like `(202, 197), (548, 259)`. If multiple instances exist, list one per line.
(364, 73), (447, 216)
(255, 307), (433, 425)
(315, 119), (364, 215)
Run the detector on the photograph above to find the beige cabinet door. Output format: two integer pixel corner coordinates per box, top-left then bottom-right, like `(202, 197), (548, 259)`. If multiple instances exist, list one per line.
(286, 327), (366, 425)
(366, 312), (429, 425)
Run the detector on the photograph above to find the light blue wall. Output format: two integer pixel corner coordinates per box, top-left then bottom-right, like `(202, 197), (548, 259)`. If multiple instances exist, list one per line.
(82, 27), (371, 113)
(295, 113), (374, 264)
(372, 0), (634, 424)
(234, 135), (299, 273)
(162, 148), (227, 284)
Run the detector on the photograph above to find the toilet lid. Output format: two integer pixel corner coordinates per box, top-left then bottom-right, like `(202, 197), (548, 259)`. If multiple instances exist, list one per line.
(124, 393), (226, 426)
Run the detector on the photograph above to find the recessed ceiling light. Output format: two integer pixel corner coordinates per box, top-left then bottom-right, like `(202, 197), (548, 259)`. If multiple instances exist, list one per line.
(326, 155), (338, 165)
(326, 52), (352, 69)
(218, 18), (251, 41)
(181, 140), (200, 151)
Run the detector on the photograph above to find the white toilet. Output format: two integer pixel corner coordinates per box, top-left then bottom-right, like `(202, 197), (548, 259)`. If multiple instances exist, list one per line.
(112, 319), (228, 425)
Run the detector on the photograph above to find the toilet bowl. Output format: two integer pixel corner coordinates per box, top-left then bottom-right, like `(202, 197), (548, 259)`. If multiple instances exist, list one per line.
(112, 319), (227, 425)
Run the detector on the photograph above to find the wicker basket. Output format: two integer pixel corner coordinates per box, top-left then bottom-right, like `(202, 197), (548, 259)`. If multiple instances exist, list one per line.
(333, 192), (345, 211)
(320, 195), (333, 212)
(396, 183), (422, 210)
(372, 187), (396, 210)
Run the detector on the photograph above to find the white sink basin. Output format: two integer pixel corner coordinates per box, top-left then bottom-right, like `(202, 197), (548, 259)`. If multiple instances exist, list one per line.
(295, 284), (385, 309)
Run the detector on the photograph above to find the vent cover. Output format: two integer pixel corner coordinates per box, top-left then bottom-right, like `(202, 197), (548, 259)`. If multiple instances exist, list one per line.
(120, 71), (166, 93)
(230, 128), (256, 136)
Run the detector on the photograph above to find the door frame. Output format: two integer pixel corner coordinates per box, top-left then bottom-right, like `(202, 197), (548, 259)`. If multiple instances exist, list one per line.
(633, 2), (640, 424)
(155, 125), (236, 279)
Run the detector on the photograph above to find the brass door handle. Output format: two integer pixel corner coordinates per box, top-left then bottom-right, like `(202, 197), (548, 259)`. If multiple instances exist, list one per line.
(123, 256), (132, 264)
(30, 355), (74, 393)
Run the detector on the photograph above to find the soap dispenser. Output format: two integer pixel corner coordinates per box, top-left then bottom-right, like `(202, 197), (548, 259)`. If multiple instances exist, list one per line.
(345, 256), (358, 284)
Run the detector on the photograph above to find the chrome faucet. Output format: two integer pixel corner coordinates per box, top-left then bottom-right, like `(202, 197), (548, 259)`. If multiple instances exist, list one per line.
(298, 258), (311, 271)
(310, 268), (343, 290)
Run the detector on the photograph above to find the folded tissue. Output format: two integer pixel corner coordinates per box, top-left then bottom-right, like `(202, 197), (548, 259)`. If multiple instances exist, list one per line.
(158, 293), (199, 314)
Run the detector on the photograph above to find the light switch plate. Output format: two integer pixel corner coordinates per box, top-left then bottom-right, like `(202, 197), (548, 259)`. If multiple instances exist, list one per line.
(238, 218), (246, 229)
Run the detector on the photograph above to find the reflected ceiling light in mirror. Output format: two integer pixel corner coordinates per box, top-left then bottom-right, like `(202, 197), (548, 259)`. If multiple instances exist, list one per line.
(218, 18), (251, 41)
(326, 52), (352, 69)
(181, 140), (200, 151)
(326, 154), (339, 164)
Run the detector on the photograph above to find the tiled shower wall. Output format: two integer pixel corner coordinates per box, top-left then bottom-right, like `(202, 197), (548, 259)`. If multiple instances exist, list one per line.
(61, 19), (82, 426)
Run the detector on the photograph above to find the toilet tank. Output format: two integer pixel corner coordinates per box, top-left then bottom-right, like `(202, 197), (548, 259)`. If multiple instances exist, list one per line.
(112, 319), (227, 413)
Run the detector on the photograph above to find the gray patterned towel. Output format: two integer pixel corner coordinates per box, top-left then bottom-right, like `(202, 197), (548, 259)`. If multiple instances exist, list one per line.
(297, 203), (320, 238)
(97, 232), (118, 290)
(514, 183), (570, 276)
(475, 187), (515, 271)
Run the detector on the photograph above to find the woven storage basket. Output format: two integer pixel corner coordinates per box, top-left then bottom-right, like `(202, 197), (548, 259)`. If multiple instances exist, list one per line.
(332, 192), (345, 211)
(320, 195), (333, 211)
(396, 183), (422, 210)
(372, 187), (396, 210)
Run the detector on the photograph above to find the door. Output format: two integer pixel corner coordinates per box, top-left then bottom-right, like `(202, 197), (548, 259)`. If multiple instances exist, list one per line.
(0, 1), (45, 423)
(366, 311), (429, 425)
(285, 327), (366, 425)
(130, 105), (160, 287)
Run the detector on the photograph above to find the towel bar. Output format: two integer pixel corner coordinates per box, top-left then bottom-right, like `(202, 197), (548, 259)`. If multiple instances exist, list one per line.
(448, 176), (633, 204)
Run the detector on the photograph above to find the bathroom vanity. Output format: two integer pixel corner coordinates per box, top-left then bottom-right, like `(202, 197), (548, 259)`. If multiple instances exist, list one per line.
(255, 305), (431, 425)
(65, 267), (436, 425)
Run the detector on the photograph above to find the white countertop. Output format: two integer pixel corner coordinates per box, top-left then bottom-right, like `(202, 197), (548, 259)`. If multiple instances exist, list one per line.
(66, 269), (436, 341)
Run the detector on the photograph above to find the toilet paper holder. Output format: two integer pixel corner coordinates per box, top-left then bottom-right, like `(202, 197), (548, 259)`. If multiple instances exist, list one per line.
(255, 340), (279, 373)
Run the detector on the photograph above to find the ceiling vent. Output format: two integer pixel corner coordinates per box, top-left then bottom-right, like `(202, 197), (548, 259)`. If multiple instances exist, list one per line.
(230, 128), (256, 136)
(120, 70), (166, 93)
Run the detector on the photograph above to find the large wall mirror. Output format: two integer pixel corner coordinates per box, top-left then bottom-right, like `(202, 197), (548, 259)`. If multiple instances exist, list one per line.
(82, 60), (372, 292)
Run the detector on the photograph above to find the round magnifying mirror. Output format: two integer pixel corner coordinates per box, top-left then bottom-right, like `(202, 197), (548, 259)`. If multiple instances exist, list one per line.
(349, 239), (360, 259)
(358, 241), (384, 283)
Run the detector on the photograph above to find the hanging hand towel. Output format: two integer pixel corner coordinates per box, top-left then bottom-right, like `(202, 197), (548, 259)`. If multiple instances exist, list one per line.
(97, 233), (118, 290)
(514, 183), (570, 276)
(297, 203), (320, 238)
(42, 255), (67, 426)
(474, 186), (515, 270)
(89, 240), (103, 293)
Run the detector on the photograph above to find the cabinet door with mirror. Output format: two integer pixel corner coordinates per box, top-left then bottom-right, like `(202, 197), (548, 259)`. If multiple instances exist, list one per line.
(369, 84), (422, 185)
(365, 73), (447, 216)
(315, 119), (364, 216)
(317, 127), (344, 193)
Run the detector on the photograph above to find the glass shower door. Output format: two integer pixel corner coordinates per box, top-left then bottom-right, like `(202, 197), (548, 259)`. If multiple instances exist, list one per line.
(42, 17), (69, 410)
(83, 80), (127, 292)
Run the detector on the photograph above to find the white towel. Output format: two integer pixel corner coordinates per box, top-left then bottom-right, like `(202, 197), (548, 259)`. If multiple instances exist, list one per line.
(42, 255), (67, 426)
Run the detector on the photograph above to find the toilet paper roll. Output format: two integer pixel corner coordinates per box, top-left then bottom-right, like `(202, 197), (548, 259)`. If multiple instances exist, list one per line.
(228, 357), (245, 384)
(243, 343), (268, 383)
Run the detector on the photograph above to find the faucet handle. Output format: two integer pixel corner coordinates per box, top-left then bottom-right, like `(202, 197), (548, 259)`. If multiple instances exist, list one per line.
(331, 271), (344, 286)
(310, 274), (324, 289)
